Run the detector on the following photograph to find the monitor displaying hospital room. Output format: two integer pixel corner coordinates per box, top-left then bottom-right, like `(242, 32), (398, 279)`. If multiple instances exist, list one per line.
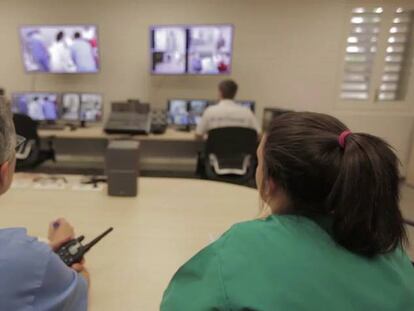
(187, 25), (233, 75)
(150, 26), (187, 74)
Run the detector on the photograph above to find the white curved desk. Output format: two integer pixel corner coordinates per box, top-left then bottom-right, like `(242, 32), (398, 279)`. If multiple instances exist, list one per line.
(0, 176), (258, 311)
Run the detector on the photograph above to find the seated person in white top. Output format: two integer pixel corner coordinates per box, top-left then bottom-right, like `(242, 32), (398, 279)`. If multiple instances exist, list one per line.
(195, 79), (259, 139)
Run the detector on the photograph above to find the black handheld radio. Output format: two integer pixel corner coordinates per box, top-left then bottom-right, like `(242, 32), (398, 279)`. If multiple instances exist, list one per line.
(56, 227), (113, 266)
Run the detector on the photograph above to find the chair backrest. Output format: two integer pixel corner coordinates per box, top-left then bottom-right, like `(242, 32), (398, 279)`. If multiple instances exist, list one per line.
(13, 113), (40, 142)
(206, 127), (258, 157)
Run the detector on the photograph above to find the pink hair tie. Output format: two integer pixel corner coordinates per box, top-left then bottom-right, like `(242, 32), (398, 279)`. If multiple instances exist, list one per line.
(338, 130), (352, 148)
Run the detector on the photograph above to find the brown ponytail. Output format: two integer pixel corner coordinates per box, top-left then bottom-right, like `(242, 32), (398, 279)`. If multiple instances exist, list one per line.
(264, 112), (407, 257)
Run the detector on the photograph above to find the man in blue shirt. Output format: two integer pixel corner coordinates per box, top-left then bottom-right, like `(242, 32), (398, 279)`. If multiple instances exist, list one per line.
(26, 30), (50, 72)
(0, 97), (89, 310)
(70, 32), (96, 72)
(42, 96), (58, 120)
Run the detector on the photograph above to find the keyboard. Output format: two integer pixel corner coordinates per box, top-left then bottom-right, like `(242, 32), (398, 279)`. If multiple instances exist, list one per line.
(104, 113), (151, 135)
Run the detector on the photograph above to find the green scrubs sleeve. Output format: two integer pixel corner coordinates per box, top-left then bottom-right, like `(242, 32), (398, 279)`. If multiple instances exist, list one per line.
(160, 242), (229, 311)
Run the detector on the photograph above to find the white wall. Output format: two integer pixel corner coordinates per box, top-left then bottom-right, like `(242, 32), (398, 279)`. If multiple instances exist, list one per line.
(0, 0), (413, 172)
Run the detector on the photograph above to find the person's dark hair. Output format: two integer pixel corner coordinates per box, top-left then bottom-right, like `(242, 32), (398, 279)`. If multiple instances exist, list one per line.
(56, 31), (64, 42)
(74, 32), (81, 39)
(263, 111), (407, 257)
(219, 80), (238, 99)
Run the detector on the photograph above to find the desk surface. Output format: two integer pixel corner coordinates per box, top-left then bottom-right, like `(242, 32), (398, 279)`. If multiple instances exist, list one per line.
(0, 175), (258, 311)
(39, 127), (197, 141)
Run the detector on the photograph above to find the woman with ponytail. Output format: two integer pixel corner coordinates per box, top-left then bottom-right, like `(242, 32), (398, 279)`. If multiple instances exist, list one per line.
(161, 112), (414, 311)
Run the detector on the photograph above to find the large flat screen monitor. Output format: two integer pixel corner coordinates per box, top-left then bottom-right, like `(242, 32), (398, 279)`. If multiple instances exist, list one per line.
(187, 25), (233, 74)
(150, 24), (233, 75)
(150, 26), (187, 74)
(11, 92), (59, 121)
(20, 25), (99, 73)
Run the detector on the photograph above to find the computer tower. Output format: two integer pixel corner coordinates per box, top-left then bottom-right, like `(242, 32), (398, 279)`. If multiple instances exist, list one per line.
(106, 140), (140, 197)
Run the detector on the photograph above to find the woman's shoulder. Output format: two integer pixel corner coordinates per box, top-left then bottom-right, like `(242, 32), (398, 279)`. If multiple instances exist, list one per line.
(212, 215), (333, 258)
(219, 215), (323, 240)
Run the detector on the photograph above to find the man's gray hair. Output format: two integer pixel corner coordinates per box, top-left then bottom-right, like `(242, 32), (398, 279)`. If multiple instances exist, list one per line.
(0, 96), (16, 164)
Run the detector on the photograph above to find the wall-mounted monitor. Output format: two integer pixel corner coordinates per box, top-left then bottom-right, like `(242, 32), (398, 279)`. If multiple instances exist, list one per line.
(150, 24), (233, 75)
(80, 93), (103, 122)
(19, 25), (99, 73)
(150, 26), (187, 74)
(11, 92), (59, 121)
(187, 25), (233, 75)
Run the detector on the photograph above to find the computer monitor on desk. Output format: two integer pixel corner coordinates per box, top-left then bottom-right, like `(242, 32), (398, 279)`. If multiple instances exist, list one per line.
(167, 99), (189, 127)
(62, 93), (103, 125)
(188, 100), (209, 126)
(61, 93), (81, 121)
(80, 93), (103, 122)
(11, 92), (60, 122)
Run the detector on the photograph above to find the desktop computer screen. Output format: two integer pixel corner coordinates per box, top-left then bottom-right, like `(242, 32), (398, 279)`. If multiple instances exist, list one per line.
(61, 93), (81, 121)
(80, 93), (103, 122)
(11, 92), (59, 121)
(167, 99), (189, 126)
(188, 99), (209, 125)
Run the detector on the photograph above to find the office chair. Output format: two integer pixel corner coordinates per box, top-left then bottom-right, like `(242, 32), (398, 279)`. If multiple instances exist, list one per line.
(202, 127), (258, 186)
(13, 113), (56, 171)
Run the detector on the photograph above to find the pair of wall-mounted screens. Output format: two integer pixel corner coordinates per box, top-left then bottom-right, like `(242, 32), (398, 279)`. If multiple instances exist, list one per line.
(19, 24), (233, 75)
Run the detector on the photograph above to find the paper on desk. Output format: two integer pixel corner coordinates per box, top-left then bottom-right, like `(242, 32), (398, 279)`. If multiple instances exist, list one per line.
(33, 181), (67, 190)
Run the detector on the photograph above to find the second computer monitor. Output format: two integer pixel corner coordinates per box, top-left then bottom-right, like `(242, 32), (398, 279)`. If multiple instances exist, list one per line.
(188, 100), (209, 125)
(62, 93), (103, 122)
(80, 93), (103, 122)
(167, 99), (211, 126)
(62, 93), (81, 121)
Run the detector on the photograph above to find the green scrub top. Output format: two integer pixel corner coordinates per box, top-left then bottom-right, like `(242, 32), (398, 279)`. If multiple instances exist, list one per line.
(161, 215), (414, 310)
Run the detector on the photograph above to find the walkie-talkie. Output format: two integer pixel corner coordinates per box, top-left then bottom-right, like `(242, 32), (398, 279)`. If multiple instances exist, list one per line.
(56, 227), (113, 266)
